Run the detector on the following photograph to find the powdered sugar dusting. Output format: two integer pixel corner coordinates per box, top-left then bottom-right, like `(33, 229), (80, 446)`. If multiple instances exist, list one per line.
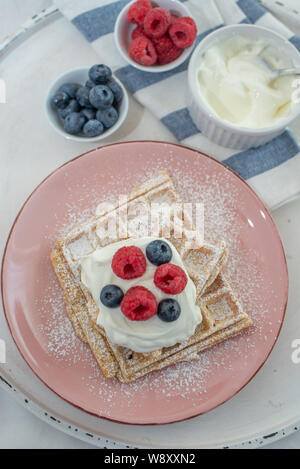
(37, 271), (92, 366)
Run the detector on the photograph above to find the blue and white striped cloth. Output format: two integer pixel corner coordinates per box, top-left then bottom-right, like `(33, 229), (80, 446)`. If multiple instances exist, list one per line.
(55, 0), (300, 209)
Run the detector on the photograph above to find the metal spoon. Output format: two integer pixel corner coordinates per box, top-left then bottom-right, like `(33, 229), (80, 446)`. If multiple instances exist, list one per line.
(255, 55), (300, 82)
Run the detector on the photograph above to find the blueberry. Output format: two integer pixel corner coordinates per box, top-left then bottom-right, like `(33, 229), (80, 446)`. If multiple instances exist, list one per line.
(80, 108), (96, 121)
(157, 299), (181, 322)
(146, 240), (172, 266)
(100, 285), (124, 308)
(89, 64), (112, 85)
(83, 119), (104, 137)
(59, 83), (81, 99)
(89, 85), (114, 110)
(63, 112), (85, 135)
(96, 106), (118, 128)
(107, 79), (123, 104)
(59, 99), (81, 119)
(76, 86), (93, 108)
(85, 80), (94, 89)
(52, 91), (69, 109)
(107, 80), (123, 105)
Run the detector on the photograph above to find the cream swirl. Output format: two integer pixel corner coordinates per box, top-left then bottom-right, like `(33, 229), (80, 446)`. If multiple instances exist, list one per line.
(81, 237), (202, 353)
(197, 36), (295, 129)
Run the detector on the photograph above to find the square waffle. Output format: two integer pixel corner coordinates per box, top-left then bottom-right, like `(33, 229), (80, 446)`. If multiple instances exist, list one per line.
(51, 172), (251, 382)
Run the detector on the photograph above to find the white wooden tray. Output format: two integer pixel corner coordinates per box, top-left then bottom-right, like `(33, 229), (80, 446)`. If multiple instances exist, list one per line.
(1, 7), (300, 449)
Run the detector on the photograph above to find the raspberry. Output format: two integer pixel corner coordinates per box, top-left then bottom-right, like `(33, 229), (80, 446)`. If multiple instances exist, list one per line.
(179, 17), (197, 38)
(121, 286), (158, 321)
(154, 34), (182, 65)
(169, 17), (197, 48)
(126, 0), (152, 26)
(129, 37), (157, 66)
(170, 14), (180, 25)
(154, 264), (187, 294)
(131, 25), (147, 40)
(144, 8), (171, 39)
(112, 246), (146, 279)
(158, 44), (182, 65)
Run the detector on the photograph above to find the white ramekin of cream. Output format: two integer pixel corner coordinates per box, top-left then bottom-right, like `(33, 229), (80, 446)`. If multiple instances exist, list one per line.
(188, 25), (300, 150)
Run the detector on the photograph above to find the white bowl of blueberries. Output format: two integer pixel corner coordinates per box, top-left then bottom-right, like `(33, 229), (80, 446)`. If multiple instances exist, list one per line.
(46, 64), (129, 142)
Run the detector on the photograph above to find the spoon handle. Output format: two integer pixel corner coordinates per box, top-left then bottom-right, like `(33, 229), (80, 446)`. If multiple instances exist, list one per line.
(278, 68), (300, 78)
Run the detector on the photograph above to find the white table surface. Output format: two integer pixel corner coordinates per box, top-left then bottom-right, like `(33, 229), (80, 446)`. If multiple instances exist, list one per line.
(1, 0), (300, 449)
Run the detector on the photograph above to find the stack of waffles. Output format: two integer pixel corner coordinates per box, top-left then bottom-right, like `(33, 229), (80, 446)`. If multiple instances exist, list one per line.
(51, 172), (252, 383)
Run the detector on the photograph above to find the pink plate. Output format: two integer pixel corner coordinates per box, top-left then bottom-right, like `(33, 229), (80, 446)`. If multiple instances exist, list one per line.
(1, 141), (288, 425)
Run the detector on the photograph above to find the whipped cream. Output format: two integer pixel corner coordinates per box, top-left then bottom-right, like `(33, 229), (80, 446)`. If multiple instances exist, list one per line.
(81, 237), (202, 353)
(197, 36), (295, 129)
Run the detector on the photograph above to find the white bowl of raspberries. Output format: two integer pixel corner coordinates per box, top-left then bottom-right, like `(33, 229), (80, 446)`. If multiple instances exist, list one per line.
(46, 64), (129, 142)
(115, 0), (197, 72)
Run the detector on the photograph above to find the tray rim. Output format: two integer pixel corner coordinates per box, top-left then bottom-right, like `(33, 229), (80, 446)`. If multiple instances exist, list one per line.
(1, 368), (299, 448)
(0, 5), (60, 57)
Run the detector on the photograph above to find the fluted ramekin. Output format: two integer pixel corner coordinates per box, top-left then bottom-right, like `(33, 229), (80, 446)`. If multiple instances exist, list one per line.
(187, 24), (300, 150)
